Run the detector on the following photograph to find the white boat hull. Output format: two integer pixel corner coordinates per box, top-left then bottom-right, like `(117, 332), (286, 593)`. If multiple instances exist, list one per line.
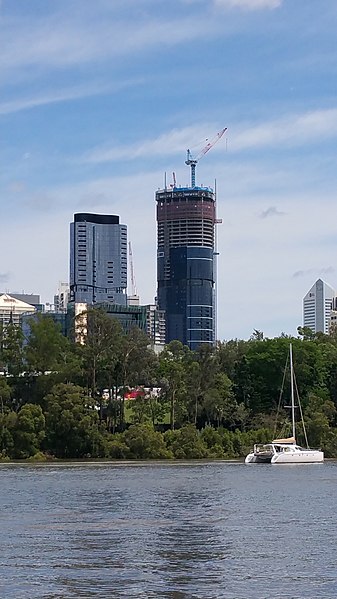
(271, 450), (324, 464)
(245, 449), (324, 464)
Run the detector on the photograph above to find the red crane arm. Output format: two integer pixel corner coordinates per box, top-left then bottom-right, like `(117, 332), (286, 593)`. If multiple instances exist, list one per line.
(195, 127), (227, 161)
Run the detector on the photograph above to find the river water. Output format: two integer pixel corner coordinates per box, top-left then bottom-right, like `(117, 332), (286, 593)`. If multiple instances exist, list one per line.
(1, 461), (336, 599)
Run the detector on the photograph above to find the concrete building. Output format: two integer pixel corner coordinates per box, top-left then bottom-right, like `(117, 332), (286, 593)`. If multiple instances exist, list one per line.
(156, 185), (216, 350)
(303, 279), (335, 334)
(0, 294), (36, 327)
(0, 292), (43, 312)
(145, 304), (166, 351)
(54, 282), (70, 312)
(70, 213), (127, 306)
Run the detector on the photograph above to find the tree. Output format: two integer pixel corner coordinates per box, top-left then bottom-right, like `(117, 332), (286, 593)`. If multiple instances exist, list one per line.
(123, 424), (172, 459)
(165, 424), (208, 458)
(158, 341), (188, 429)
(117, 326), (157, 427)
(44, 383), (104, 458)
(24, 314), (70, 375)
(0, 322), (24, 378)
(78, 308), (125, 418)
(11, 404), (45, 458)
(203, 373), (237, 427)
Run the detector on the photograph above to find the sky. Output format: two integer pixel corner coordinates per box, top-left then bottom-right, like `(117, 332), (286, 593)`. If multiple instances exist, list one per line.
(1, 0), (337, 341)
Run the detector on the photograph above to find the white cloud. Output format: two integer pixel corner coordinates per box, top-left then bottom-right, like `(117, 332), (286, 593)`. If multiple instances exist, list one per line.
(82, 125), (220, 164)
(231, 108), (337, 151)
(0, 11), (223, 76)
(81, 107), (337, 167)
(214, 0), (282, 10)
(0, 79), (140, 116)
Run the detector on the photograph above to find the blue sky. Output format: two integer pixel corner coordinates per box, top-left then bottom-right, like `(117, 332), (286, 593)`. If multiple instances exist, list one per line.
(1, 0), (337, 340)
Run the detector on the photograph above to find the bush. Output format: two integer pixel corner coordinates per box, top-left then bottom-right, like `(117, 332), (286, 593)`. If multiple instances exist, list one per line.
(165, 425), (208, 459)
(123, 424), (173, 459)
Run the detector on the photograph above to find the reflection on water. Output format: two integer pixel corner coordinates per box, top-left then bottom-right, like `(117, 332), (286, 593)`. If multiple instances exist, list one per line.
(0, 461), (336, 598)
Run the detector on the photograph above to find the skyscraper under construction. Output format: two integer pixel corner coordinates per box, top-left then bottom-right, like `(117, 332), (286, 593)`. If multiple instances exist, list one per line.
(156, 129), (225, 350)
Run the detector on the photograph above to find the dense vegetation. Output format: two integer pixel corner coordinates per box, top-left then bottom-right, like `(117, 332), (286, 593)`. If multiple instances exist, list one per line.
(1, 310), (337, 460)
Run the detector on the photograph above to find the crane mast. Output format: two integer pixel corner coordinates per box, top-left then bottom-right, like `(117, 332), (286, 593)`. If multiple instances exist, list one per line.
(185, 127), (227, 187)
(128, 241), (137, 298)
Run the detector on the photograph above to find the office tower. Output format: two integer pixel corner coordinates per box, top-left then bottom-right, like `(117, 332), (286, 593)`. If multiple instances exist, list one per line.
(156, 185), (216, 350)
(70, 213), (127, 305)
(303, 278), (335, 334)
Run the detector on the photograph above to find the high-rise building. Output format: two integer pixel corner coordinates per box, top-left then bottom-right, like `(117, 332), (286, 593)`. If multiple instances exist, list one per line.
(156, 185), (216, 350)
(70, 213), (127, 306)
(303, 278), (335, 334)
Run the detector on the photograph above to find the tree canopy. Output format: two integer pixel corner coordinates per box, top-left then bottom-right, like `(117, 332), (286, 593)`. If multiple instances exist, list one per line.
(1, 310), (337, 460)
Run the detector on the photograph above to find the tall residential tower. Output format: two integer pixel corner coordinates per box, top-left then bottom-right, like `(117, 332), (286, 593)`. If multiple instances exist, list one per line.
(70, 213), (127, 306)
(156, 129), (226, 350)
(156, 184), (217, 350)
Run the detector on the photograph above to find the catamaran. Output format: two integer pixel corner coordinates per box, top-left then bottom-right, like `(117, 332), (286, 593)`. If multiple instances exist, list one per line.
(245, 344), (324, 464)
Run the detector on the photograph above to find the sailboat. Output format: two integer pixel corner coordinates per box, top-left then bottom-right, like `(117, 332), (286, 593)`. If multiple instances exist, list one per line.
(245, 343), (324, 464)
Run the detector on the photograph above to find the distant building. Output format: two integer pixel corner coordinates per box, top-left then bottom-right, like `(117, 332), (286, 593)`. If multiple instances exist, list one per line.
(156, 186), (216, 350)
(70, 213), (127, 306)
(0, 294), (36, 327)
(21, 311), (68, 343)
(54, 282), (70, 312)
(145, 304), (166, 349)
(329, 296), (337, 333)
(303, 279), (335, 334)
(68, 301), (147, 340)
(0, 292), (43, 312)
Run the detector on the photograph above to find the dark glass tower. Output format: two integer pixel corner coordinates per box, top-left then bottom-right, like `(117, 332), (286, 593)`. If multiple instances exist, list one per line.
(70, 213), (127, 305)
(156, 186), (216, 350)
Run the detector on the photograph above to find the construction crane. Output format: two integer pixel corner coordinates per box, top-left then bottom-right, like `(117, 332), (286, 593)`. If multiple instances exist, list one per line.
(128, 241), (138, 298)
(185, 127), (227, 188)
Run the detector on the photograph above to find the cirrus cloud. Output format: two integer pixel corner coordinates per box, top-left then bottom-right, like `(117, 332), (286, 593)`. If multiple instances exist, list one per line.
(214, 0), (282, 9)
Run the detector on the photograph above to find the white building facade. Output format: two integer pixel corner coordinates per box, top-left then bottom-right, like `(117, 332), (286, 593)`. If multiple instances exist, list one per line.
(303, 279), (335, 334)
(0, 294), (36, 327)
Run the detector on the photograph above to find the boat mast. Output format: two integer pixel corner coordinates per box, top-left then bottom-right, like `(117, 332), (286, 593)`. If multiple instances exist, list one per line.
(289, 343), (296, 441)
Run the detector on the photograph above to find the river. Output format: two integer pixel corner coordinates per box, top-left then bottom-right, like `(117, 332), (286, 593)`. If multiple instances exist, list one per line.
(0, 461), (336, 598)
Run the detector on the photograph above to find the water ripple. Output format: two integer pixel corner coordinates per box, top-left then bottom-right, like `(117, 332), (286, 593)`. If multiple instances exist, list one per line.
(0, 461), (336, 598)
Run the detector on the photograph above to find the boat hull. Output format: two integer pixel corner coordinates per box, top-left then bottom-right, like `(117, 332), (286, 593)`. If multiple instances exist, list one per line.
(271, 450), (324, 464)
(245, 453), (272, 464)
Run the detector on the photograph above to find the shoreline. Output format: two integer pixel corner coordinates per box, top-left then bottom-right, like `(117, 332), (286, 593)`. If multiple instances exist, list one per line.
(0, 458), (243, 467)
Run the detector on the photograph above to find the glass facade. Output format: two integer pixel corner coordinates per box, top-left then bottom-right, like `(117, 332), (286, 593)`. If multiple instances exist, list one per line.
(156, 187), (216, 350)
(70, 213), (127, 306)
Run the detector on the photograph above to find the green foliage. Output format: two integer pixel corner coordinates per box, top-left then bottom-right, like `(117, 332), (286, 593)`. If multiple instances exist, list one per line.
(25, 313), (70, 375)
(123, 424), (172, 459)
(106, 434), (131, 459)
(0, 323), (24, 377)
(4, 310), (337, 459)
(11, 403), (45, 459)
(44, 383), (104, 458)
(165, 424), (208, 459)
